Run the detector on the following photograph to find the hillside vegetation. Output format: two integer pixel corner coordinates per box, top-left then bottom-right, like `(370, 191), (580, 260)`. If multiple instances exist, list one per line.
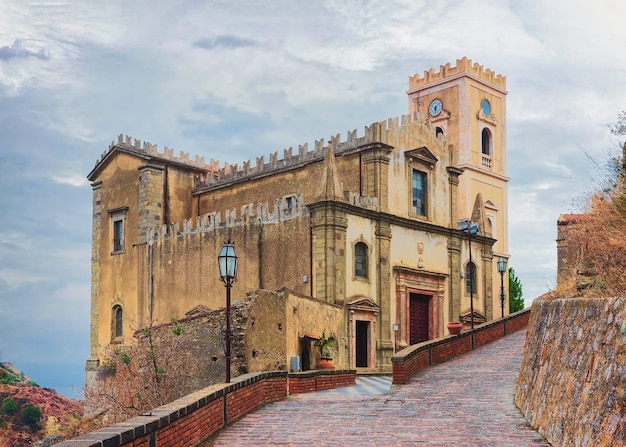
(551, 115), (626, 298)
(0, 362), (87, 447)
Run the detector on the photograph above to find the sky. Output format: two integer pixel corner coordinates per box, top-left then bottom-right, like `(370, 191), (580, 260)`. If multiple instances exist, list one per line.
(0, 0), (625, 399)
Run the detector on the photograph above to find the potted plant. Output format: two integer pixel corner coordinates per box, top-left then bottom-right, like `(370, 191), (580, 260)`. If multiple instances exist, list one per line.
(314, 331), (336, 369)
(447, 321), (462, 335)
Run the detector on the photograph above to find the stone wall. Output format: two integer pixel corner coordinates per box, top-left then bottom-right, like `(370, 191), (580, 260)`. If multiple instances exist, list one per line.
(96, 288), (345, 400)
(391, 308), (530, 384)
(515, 297), (625, 446)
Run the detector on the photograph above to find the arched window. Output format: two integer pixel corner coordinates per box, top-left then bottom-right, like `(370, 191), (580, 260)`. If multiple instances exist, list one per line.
(465, 262), (477, 294)
(355, 242), (368, 278)
(481, 128), (492, 155)
(436, 127), (444, 138)
(113, 305), (123, 338)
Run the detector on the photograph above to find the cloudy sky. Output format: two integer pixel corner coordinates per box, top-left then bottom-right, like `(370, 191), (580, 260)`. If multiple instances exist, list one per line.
(0, 0), (624, 398)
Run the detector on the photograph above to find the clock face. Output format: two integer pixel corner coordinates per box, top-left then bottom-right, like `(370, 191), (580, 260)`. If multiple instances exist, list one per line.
(481, 99), (491, 116)
(429, 99), (442, 117)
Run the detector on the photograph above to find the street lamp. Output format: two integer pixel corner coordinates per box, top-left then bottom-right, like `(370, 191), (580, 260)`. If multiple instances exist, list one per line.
(218, 239), (238, 383)
(458, 219), (479, 329)
(497, 256), (507, 318)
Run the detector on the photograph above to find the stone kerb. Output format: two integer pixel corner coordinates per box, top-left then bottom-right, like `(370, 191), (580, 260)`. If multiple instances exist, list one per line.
(515, 297), (625, 446)
(391, 308), (531, 384)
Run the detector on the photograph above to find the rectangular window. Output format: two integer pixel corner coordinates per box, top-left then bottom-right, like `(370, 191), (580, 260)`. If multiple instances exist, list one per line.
(412, 170), (427, 216)
(109, 206), (128, 254)
(113, 219), (123, 252)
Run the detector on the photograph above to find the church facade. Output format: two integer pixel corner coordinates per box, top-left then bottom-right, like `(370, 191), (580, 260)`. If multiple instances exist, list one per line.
(86, 57), (509, 382)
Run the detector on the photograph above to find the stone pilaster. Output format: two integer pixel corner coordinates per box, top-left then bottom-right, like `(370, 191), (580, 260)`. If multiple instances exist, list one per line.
(360, 143), (392, 212)
(309, 202), (348, 305)
(447, 165), (464, 323)
(375, 221), (393, 370)
(447, 238), (462, 322)
(138, 164), (165, 243)
(86, 181), (102, 378)
(481, 243), (494, 320)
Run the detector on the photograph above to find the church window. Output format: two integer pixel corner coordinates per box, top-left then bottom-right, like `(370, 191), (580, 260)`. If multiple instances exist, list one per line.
(109, 206), (128, 254)
(113, 305), (123, 339)
(436, 127), (444, 138)
(481, 99), (491, 116)
(481, 128), (492, 155)
(355, 242), (368, 278)
(412, 170), (427, 216)
(113, 220), (123, 252)
(465, 262), (477, 294)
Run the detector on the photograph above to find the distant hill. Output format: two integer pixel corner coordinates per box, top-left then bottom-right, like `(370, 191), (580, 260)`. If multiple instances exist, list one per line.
(0, 362), (85, 447)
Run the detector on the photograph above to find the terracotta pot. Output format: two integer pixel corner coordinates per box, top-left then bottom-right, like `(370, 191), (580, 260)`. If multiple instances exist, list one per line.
(318, 357), (335, 370)
(447, 322), (462, 335)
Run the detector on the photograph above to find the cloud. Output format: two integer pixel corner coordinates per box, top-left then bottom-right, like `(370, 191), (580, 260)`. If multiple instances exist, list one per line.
(51, 173), (90, 187)
(0, 39), (48, 61)
(193, 35), (258, 50)
(0, 0), (624, 397)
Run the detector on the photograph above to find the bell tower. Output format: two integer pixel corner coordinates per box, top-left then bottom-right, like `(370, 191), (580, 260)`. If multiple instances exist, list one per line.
(407, 57), (509, 319)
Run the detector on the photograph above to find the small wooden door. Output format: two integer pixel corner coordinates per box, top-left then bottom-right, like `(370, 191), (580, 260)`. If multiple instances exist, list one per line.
(355, 320), (369, 367)
(409, 293), (430, 344)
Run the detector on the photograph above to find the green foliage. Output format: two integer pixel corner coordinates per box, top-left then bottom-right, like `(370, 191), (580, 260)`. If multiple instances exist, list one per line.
(0, 368), (37, 386)
(314, 331), (336, 358)
(2, 398), (17, 415)
(114, 348), (131, 365)
(171, 322), (184, 336)
(21, 402), (42, 428)
(508, 267), (525, 313)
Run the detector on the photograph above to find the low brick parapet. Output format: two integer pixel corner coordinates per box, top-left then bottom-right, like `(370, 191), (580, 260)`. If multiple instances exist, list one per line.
(55, 369), (355, 447)
(391, 308), (531, 384)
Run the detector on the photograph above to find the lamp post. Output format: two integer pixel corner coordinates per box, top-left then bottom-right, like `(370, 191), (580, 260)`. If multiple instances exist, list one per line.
(458, 219), (479, 329)
(218, 239), (238, 383)
(497, 256), (507, 318)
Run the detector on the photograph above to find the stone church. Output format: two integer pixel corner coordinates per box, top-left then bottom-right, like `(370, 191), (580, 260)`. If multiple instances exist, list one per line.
(85, 57), (509, 383)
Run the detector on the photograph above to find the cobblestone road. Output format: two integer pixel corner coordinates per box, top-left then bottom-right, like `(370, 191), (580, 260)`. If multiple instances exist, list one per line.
(204, 330), (551, 446)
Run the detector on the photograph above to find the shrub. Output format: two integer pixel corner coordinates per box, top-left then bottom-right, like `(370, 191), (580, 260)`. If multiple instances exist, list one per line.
(22, 402), (42, 428)
(2, 398), (17, 415)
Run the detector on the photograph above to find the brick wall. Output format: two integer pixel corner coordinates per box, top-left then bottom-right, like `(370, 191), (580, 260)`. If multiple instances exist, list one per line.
(515, 297), (625, 446)
(391, 308), (531, 384)
(56, 370), (354, 447)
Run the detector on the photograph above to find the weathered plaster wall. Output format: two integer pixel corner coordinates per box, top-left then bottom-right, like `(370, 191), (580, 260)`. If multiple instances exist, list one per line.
(100, 288), (344, 396)
(515, 297), (626, 446)
(148, 217), (311, 329)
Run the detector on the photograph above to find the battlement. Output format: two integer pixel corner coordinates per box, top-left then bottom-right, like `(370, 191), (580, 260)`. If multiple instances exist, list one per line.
(96, 111), (442, 190)
(149, 188), (381, 242)
(195, 111), (440, 190)
(95, 134), (221, 172)
(408, 57), (506, 90)
(151, 193), (309, 241)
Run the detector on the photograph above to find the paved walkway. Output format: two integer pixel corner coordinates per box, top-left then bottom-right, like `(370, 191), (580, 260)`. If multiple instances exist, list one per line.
(317, 375), (392, 396)
(203, 330), (551, 446)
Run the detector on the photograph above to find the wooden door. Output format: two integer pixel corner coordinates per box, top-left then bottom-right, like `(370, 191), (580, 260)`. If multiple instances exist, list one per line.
(409, 293), (430, 344)
(355, 320), (369, 367)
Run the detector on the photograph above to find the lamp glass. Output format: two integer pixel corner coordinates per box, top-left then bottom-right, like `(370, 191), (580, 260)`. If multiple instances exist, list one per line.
(497, 257), (505, 273)
(218, 242), (238, 281)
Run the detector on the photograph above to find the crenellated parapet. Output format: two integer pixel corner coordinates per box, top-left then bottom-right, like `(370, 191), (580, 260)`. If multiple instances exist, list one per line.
(147, 186), (383, 242)
(408, 57), (506, 90)
(195, 112), (443, 191)
(151, 193), (309, 240)
(97, 112), (444, 191)
(94, 134), (221, 172)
